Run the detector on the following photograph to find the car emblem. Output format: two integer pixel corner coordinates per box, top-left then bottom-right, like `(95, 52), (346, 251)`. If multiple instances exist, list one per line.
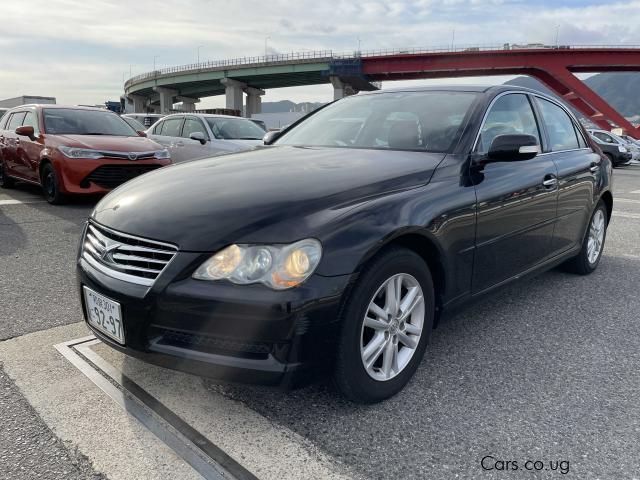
(128, 153), (138, 161)
(94, 237), (121, 264)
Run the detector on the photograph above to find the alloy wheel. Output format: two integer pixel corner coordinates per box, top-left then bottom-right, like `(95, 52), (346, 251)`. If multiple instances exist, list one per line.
(360, 273), (425, 381)
(587, 209), (605, 265)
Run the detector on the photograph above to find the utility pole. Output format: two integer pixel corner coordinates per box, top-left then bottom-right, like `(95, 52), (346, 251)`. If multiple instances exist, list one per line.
(451, 28), (456, 51)
(555, 25), (560, 46)
(265, 36), (271, 59)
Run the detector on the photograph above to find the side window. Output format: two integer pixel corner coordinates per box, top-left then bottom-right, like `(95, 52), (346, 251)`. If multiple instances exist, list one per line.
(477, 94), (541, 153)
(8, 112), (26, 130)
(152, 121), (164, 135)
(160, 117), (183, 137)
(22, 111), (40, 135)
(575, 127), (587, 148)
(536, 98), (580, 151)
(182, 118), (208, 139)
(593, 132), (614, 144)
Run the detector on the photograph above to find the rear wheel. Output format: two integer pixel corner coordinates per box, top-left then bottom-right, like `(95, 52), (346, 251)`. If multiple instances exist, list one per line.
(0, 159), (15, 188)
(334, 247), (435, 403)
(563, 200), (607, 275)
(41, 163), (66, 204)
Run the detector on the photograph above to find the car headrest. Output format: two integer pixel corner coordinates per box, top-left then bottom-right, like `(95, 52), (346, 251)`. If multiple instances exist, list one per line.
(388, 120), (421, 150)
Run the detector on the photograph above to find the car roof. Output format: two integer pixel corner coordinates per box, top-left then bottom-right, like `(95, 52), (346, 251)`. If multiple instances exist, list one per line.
(362, 84), (557, 98)
(16, 104), (114, 112)
(161, 113), (247, 120)
(123, 113), (165, 117)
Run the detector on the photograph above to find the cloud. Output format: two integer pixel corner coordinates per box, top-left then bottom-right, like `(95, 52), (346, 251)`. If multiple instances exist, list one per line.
(1, 0), (640, 105)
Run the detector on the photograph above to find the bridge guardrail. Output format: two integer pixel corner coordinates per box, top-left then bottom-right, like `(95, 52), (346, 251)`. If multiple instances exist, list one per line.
(125, 44), (640, 89)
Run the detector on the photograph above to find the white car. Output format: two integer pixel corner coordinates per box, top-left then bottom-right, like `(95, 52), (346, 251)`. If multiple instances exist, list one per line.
(146, 113), (264, 163)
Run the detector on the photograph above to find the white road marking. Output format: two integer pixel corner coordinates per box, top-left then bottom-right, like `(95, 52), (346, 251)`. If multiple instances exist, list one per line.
(613, 210), (640, 220)
(0, 199), (45, 206)
(631, 189), (640, 194)
(615, 198), (640, 205)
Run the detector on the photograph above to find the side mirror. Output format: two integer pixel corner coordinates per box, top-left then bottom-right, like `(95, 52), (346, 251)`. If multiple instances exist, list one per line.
(189, 131), (207, 145)
(263, 130), (280, 145)
(137, 130), (147, 137)
(15, 125), (35, 139)
(486, 134), (540, 162)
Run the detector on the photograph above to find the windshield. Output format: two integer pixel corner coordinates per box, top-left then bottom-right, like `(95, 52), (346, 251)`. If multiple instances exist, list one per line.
(43, 109), (137, 136)
(275, 91), (478, 152)
(205, 117), (266, 140)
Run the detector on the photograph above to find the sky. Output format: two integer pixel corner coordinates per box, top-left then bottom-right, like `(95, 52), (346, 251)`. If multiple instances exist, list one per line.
(0, 0), (639, 108)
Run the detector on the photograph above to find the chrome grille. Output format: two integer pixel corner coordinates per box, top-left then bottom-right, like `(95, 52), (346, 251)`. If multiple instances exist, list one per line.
(82, 221), (177, 286)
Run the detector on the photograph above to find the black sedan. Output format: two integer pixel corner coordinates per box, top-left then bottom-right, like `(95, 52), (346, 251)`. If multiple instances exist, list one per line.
(77, 85), (612, 403)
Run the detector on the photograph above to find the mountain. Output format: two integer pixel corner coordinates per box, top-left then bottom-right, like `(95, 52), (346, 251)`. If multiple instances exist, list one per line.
(505, 73), (640, 119)
(261, 100), (325, 114)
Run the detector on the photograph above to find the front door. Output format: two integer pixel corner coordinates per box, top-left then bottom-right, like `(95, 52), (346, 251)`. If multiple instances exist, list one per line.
(472, 93), (559, 293)
(15, 110), (43, 182)
(148, 116), (185, 161)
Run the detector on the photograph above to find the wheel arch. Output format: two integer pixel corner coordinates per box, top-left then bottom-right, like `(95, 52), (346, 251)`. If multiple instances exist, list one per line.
(353, 230), (447, 326)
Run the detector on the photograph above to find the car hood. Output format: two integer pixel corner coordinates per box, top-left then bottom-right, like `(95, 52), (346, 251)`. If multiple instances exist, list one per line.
(91, 146), (444, 251)
(52, 135), (163, 152)
(219, 139), (263, 151)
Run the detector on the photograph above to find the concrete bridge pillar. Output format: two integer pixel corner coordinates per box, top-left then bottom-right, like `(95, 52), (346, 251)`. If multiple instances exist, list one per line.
(153, 87), (178, 113)
(245, 87), (265, 116)
(128, 94), (147, 113)
(330, 76), (357, 100)
(221, 78), (246, 112)
(176, 96), (200, 112)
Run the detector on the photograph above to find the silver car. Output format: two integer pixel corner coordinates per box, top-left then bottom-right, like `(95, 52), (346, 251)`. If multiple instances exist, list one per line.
(146, 113), (264, 163)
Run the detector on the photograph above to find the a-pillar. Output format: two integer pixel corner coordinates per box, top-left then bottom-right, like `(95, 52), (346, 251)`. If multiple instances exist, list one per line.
(220, 78), (246, 113)
(329, 76), (357, 101)
(153, 87), (178, 113)
(245, 87), (265, 116)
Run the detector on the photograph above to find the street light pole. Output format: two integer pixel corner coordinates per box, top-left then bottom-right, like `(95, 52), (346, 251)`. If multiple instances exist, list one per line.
(555, 25), (560, 46)
(197, 45), (203, 65)
(451, 28), (456, 51)
(153, 55), (160, 71)
(265, 36), (271, 59)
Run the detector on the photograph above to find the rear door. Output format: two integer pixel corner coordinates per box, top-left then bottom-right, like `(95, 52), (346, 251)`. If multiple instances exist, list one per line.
(472, 93), (559, 293)
(534, 97), (601, 255)
(147, 116), (184, 161)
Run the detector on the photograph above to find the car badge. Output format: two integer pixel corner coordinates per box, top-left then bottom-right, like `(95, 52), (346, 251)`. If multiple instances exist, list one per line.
(128, 153), (138, 161)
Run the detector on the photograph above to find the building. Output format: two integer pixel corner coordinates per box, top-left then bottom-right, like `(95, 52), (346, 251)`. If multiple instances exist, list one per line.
(0, 96), (56, 108)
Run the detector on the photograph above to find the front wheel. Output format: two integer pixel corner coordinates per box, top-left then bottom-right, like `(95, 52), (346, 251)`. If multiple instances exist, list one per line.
(563, 200), (608, 275)
(41, 163), (66, 204)
(334, 247), (435, 403)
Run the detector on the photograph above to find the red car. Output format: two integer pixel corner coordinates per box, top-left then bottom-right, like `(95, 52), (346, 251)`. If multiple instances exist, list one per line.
(0, 105), (171, 203)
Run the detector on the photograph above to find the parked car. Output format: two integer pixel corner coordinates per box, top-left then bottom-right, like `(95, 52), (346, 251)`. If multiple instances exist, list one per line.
(0, 108), (8, 120)
(0, 105), (171, 203)
(146, 113), (264, 163)
(587, 129), (640, 167)
(78, 86), (612, 403)
(122, 113), (165, 129)
(588, 130), (632, 167)
(121, 115), (146, 132)
(249, 119), (267, 131)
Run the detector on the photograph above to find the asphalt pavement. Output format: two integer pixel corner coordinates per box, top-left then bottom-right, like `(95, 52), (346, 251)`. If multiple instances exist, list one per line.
(1, 166), (640, 479)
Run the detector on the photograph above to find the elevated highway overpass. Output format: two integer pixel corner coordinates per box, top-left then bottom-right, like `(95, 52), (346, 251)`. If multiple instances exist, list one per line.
(124, 45), (640, 138)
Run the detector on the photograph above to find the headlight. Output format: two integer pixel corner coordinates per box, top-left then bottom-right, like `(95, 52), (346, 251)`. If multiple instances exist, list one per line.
(193, 239), (322, 290)
(618, 146), (628, 153)
(154, 149), (170, 159)
(58, 146), (104, 159)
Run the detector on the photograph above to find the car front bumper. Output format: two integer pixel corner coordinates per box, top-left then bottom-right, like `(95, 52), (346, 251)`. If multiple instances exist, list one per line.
(77, 249), (353, 388)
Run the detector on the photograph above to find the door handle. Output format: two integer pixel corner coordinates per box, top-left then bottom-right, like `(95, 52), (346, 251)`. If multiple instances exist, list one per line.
(175, 141), (184, 147)
(590, 163), (599, 173)
(542, 175), (557, 188)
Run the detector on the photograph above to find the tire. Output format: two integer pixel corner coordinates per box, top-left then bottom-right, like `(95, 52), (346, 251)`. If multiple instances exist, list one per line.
(563, 200), (608, 275)
(333, 247), (435, 403)
(0, 159), (15, 188)
(41, 163), (66, 204)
